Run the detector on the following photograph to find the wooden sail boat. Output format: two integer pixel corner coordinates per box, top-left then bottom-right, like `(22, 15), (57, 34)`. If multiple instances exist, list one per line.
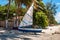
(18, 3), (42, 34)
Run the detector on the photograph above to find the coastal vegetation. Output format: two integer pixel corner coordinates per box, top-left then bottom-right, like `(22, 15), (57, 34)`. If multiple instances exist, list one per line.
(0, 0), (58, 28)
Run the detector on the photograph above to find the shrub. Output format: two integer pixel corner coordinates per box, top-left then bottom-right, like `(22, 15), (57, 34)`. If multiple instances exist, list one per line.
(35, 11), (49, 28)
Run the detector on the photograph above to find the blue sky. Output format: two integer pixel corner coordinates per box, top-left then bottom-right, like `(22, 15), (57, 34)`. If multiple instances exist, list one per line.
(0, 0), (60, 23)
(0, 0), (8, 6)
(43, 0), (60, 12)
(43, 0), (60, 23)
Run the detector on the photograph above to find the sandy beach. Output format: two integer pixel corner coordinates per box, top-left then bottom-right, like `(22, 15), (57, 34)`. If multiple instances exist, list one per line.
(0, 25), (60, 40)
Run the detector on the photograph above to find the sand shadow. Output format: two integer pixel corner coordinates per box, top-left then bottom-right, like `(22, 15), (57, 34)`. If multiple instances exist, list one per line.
(21, 38), (32, 40)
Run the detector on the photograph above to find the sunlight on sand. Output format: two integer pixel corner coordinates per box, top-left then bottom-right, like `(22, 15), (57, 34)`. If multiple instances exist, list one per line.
(42, 25), (60, 34)
(0, 25), (60, 40)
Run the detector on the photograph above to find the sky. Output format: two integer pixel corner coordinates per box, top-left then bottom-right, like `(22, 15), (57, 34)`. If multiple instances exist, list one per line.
(0, 0), (8, 6)
(43, 0), (60, 12)
(43, 0), (60, 23)
(0, 0), (60, 23)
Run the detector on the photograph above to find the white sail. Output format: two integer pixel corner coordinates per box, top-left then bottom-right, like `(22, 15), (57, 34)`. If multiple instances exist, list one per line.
(19, 3), (34, 28)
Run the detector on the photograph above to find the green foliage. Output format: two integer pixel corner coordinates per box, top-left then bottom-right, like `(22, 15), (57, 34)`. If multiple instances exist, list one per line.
(0, 3), (27, 20)
(34, 0), (45, 11)
(35, 11), (49, 28)
(39, 1), (45, 8)
(45, 1), (58, 25)
(0, 0), (58, 26)
(46, 2), (58, 15)
(33, 0), (49, 28)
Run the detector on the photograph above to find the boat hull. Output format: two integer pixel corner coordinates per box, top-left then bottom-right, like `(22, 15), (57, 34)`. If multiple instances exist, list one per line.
(18, 28), (42, 33)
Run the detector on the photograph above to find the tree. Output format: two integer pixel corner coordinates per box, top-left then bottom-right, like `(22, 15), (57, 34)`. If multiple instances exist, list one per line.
(0, 5), (6, 20)
(33, 0), (49, 28)
(34, 11), (49, 28)
(14, 0), (33, 27)
(45, 0), (58, 25)
(33, 0), (45, 11)
(5, 0), (11, 28)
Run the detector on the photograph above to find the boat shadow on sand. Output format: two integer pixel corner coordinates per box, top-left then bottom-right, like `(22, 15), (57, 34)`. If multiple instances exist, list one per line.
(0, 30), (41, 40)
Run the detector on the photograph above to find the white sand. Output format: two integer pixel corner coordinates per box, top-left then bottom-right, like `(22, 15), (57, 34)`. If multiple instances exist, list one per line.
(0, 25), (60, 40)
(42, 25), (60, 34)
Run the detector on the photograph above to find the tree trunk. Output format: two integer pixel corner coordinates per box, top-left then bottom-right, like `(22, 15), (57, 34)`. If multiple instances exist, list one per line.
(6, 0), (10, 29)
(15, 2), (21, 27)
(5, 20), (8, 28)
